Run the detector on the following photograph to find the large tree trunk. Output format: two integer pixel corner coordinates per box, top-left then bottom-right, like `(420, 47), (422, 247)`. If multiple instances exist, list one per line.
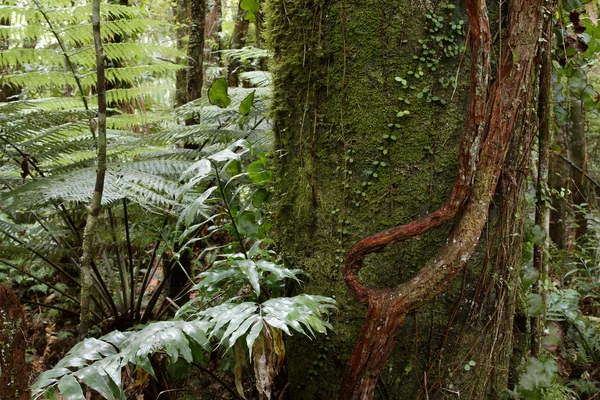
(266, 0), (548, 398)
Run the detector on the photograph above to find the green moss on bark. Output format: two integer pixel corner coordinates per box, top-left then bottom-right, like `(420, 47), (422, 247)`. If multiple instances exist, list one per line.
(266, 0), (521, 398)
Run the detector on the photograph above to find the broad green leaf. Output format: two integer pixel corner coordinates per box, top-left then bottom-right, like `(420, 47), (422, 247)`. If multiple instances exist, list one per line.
(57, 375), (85, 400)
(234, 259), (261, 295)
(562, 0), (581, 11)
(541, 322), (564, 351)
(582, 85), (598, 112)
(246, 320), (264, 358)
(247, 155), (271, 185)
(240, 0), (259, 13)
(75, 364), (117, 400)
(518, 357), (557, 391)
(520, 266), (539, 290)
(227, 315), (258, 349)
(554, 105), (568, 127)
(530, 224), (546, 244)
(567, 68), (587, 94)
(237, 210), (259, 237)
(228, 159), (242, 176)
(208, 77), (232, 108)
(526, 293), (544, 317)
(239, 90), (255, 116)
(252, 188), (270, 207)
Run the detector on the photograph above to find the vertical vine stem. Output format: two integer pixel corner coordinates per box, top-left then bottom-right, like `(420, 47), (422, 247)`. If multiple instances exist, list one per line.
(340, 1), (550, 398)
(532, 5), (555, 357)
(213, 160), (248, 259)
(79, 0), (107, 339)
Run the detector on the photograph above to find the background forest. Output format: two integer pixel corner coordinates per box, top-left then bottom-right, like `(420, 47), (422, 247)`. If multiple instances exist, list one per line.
(1, 0), (600, 399)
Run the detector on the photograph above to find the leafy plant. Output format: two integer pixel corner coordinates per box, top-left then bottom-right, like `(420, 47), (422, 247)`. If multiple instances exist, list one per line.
(31, 142), (336, 399)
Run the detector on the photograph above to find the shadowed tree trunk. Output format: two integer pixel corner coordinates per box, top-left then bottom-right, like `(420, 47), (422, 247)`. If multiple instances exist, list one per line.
(0, 285), (29, 399)
(567, 101), (590, 241)
(187, 0), (206, 102)
(174, 0), (189, 107)
(266, 0), (552, 398)
(0, 13), (19, 102)
(550, 126), (571, 250)
(228, 5), (250, 87)
(168, 0), (206, 306)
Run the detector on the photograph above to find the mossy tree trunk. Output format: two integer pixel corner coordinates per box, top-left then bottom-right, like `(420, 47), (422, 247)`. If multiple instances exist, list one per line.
(266, 0), (551, 398)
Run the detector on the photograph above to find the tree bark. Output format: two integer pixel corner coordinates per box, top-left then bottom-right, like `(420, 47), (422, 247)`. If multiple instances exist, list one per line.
(267, 0), (549, 398)
(79, 0), (108, 339)
(228, 5), (250, 87)
(567, 101), (590, 241)
(187, 0), (205, 102)
(0, 285), (29, 399)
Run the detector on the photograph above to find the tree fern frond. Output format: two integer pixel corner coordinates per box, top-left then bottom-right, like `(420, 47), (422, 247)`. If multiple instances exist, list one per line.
(220, 46), (271, 62)
(0, 48), (67, 69)
(105, 63), (185, 87)
(58, 19), (167, 45)
(239, 71), (273, 87)
(2, 70), (79, 92)
(122, 160), (192, 178)
(103, 43), (185, 64)
(106, 112), (170, 130)
(0, 97), (86, 112)
(105, 85), (173, 105)
(148, 125), (247, 146)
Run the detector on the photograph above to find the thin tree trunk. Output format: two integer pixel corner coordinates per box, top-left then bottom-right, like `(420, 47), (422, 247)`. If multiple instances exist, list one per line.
(175, 0), (189, 106)
(228, 5), (249, 87)
(79, 0), (107, 340)
(550, 127), (570, 250)
(532, 16), (553, 357)
(0, 285), (29, 399)
(187, 0), (205, 102)
(568, 100), (589, 240)
(169, 0), (205, 305)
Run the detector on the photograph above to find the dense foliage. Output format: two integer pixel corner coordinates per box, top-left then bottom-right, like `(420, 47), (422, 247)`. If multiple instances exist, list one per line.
(1, 0), (600, 399)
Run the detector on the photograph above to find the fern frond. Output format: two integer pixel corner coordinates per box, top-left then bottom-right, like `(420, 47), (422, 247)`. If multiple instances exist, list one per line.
(105, 63), (185, 87)
(106, 112), (170, 130)
(220, 46), (271, 62)
(2, 70), (78, 92)
(239, 71), (272, 87)
(103, 43), (185, 64)
(105, 85), (173, 105)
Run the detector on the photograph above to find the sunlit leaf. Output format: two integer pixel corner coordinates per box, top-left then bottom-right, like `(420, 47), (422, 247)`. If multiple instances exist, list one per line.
(208, 77), (232, 108)
(240, 90), (255, 116)
(240, 0), (259, 13)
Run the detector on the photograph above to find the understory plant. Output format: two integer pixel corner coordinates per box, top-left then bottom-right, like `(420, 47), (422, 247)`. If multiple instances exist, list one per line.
(31, 141), (337, 400)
